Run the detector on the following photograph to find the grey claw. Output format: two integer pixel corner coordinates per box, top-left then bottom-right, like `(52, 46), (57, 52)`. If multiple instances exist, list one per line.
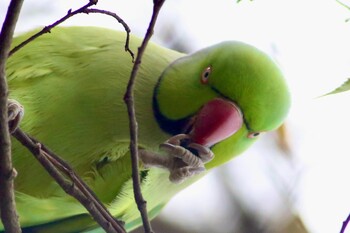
(160, 142), (204, 167)
(164, 134), (190, 146)
(159, 142), (175, 151)
(158, 134), (215, 183)
(187, 143), (214, 163)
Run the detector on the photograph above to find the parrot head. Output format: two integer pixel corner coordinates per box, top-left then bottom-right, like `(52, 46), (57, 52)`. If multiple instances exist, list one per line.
(153, 41), (291, 169)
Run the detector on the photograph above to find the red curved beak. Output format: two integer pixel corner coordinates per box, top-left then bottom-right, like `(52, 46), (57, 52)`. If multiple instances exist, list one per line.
(190, 98), (243, 147)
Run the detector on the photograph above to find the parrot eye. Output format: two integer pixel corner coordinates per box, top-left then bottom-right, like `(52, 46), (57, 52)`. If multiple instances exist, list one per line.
(247, 132), (262, 139)
(201, 66), (212, 84)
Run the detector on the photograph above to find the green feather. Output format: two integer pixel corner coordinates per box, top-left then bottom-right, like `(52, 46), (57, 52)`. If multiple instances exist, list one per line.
(3, 26), (290, 232)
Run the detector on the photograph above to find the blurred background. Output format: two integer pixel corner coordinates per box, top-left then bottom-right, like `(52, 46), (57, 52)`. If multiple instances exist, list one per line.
(2, 0), (350, 232)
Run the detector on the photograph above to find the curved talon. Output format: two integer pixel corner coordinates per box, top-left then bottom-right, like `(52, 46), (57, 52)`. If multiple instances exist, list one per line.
(156, 134), (214, 182)
(165, 134), (190, 146)
(160, 142), (204, 167)
(159, 143), (186, 157)
(187, 143), (214, 163)
(159, 142), (171, 150)
(160, 133), (191, 159)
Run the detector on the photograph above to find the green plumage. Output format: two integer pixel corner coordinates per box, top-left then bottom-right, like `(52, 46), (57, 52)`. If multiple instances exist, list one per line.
(2, 27), (290, 232)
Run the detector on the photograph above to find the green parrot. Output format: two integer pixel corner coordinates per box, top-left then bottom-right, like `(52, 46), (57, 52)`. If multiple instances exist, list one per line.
(2, 26), (290, 233)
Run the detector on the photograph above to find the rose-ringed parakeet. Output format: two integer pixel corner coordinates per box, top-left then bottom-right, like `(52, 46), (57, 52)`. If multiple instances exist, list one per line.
(2, 26), (290, 233)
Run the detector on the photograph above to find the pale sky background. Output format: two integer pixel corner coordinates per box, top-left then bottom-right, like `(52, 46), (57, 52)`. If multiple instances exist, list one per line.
(2, 0), (350, 232)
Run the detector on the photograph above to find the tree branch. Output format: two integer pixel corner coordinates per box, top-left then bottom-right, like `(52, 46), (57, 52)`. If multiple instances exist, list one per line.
(4, 0), (164, 232)
(83, 8), (134, 61)
(12, 129), (126, 233)
(8, 0), (97, 57)
(123, 1), (166, 232)
(3, 0), (135, 231)
(340, 213), (350, 233)
(8, 0), (134, 61)
(0, 0), (24, 232)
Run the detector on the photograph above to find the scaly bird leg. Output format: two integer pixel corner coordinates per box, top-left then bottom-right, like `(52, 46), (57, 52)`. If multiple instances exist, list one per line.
(7, 99), (24, 133)
(139, 134), (214, 183)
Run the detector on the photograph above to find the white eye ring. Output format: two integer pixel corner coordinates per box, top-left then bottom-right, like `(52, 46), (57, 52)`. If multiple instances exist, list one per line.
(247, 132), (262, 139)
(201, 66), (212, 84)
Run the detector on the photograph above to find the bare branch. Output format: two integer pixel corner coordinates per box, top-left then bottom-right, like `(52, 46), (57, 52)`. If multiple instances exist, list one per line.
(340, 213), (350, 233)
(12, 129), (126, 233)
(83, 8), (134, 60)
(8, 0), (98, 57)
(4, 1), (135, 232)
(123, 1), (166, 232)
(5, 0), (161, 232)
(0, 0), (24, 232)
(8, 1), (134, 61)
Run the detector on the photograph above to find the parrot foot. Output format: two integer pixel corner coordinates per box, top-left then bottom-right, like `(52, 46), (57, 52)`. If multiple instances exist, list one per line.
(139, 134), (214, 183)
(160, 134), (214, 183)
(7, 99), (24, 133)
(160, 134), (214, 165)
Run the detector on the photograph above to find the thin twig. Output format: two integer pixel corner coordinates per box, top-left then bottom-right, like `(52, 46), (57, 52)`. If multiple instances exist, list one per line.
(83, 8), (134, 60)
(336, 0), (350, 11)
(0, 0), (24, 232)
(340, 213), (350, 233)
(8, 0), (134, 61)
(12, 128), (126, 233)
(28, 135), (126, 233)
(123, 1), (166, 232)
(8, 0), (98, 57)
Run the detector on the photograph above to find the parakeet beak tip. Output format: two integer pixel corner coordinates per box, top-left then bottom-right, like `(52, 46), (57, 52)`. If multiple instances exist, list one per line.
(190, 98), (243, 147)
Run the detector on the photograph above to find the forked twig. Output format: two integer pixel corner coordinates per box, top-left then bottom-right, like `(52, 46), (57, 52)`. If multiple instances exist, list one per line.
(4, 0), (166, 232)
(123, 0), (166, 232)
(83, 8), (134, 60)
(12, 129), (126, 233)
(4, 0), (132, 231)
(9, 0), (97, 57)
(8, 1), (134, 60)
(340, 213), (350, 233)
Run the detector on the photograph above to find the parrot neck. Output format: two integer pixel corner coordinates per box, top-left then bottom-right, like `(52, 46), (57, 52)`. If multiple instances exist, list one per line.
(152, 94), (193, 136)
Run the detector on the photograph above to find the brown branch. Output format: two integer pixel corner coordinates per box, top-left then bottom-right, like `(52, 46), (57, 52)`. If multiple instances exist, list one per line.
(0, 0), (24, 232)
(4, 1), (159, 232)
(12, 129), (126, 233)
(8, 1), (134, 61)
(8, 0), (98, 57)
(340, 213), (350, 233)
(123, 1), (166, 233)
(27, 134), (126, 233)
(83, 8), (134, 61)
(3, 1), (134, 232)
